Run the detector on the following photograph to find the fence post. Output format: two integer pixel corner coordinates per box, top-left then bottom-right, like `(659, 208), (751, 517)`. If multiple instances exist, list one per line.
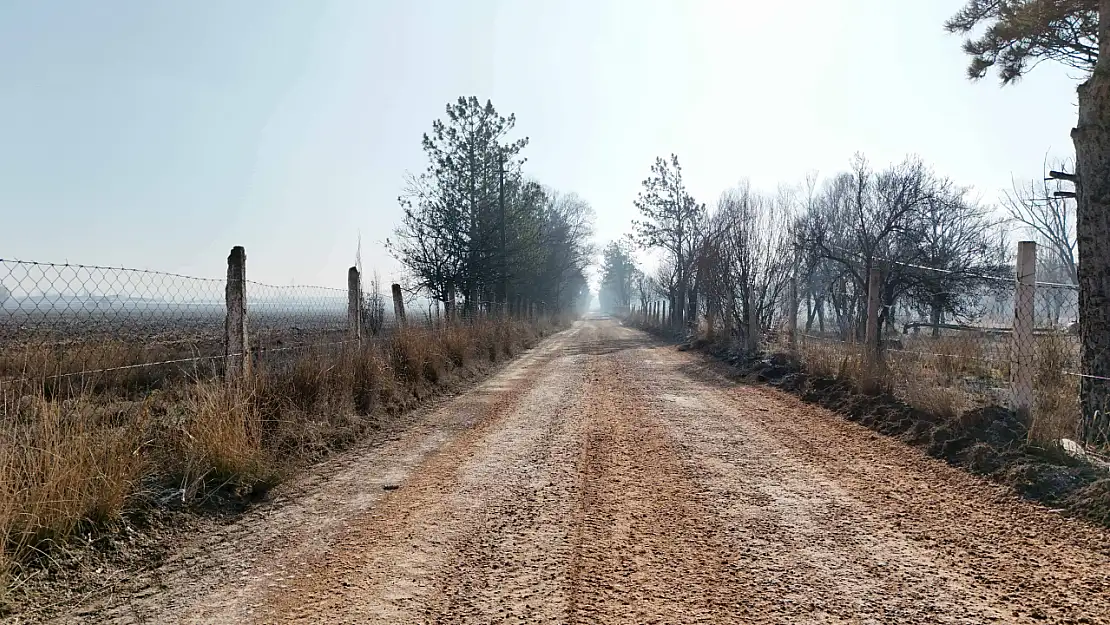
(746, 293), (760, 353)
(391, 283), (406, 326)
(1013, 241), (1037, 423)
(348, 267), (361, 343)
(225, 246), (249, 381)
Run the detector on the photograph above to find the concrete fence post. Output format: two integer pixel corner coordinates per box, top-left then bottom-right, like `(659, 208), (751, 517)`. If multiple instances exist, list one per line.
(225, 246), (249, 381)
(391, 283), (406, 326)
(1013, 241), (1037, 423)
(348, 267), (361, 344)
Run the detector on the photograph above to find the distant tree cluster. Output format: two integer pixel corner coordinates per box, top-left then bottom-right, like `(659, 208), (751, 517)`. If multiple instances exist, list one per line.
(618, 153), (1014, 347)
(389, 97), (594, 318)
(597, 241), (637, 314)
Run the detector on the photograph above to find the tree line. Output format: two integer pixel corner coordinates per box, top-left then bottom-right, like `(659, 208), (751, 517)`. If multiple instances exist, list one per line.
(599, 153), (1028, 336)
(389, 97), (594, 319)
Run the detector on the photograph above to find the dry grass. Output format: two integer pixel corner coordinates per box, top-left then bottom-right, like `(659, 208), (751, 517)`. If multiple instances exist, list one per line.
(798, 338), (864, 381)
(0, 317), (556, 596)
(796, 331), (1085, 445)
(1031, 332), (1081, 444)
(0, 390), (148, 597)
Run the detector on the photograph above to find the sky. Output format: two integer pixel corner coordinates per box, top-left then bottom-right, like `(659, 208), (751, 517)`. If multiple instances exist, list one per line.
(0, 0), (1083, 288)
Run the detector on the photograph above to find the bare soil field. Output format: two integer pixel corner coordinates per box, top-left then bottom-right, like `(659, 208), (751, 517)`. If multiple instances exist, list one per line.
(24, 317), (1110, 624)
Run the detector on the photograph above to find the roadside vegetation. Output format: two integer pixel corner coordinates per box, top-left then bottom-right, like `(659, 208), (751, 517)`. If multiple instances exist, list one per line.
(0, 317), (562, 608)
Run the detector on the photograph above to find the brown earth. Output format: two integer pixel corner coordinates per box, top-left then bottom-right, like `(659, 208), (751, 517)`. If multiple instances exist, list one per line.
(26, 317), (1110, 624)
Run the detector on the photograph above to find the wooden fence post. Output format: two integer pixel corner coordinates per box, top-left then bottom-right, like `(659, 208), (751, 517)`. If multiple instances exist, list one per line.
(1013, 241), (1037, 423)
(348, 267), (361, 344)
(225, 246), (249, 381)
(391, 283), (406, 326)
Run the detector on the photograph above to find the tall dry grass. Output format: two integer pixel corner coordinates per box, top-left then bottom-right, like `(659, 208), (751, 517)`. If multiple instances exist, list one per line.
(1031, 331), (1081, 444)
(796, 330), (1084, 445)
(0, 317), (555, 597)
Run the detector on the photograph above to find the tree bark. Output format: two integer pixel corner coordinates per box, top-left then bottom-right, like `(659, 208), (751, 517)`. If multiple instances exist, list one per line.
(686, 285), (699, 330)
(674, 288), (686, 329)
(1072, 0), (1110, 446)
(930, 294), (944, 338)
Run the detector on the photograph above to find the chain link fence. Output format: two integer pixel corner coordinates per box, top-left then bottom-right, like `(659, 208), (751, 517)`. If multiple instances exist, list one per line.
(784, 243), (1109, 451)
(0, 254), (552, 392)
(0, 257), (381, 389)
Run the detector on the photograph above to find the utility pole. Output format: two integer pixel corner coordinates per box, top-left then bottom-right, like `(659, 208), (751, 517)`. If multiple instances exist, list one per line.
(499, 152), (508, 316)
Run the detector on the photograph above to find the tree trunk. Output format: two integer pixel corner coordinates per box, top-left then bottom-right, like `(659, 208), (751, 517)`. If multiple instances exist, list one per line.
(930, 295), (944, 338)
(674, 288), (686, 329)
(805, 295), (816, 332)
(1071, 0), (1110, 445)
(687, 286), (699, 330)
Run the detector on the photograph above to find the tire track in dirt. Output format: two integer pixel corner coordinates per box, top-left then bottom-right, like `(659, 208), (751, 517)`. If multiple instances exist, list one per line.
(627, 342), (1110, 624)
(252, 325), (591, 624)
(565, 344), (749, 624)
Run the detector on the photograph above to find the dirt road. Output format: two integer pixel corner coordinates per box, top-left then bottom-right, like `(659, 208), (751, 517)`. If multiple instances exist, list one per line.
(46, 317), (1110, 624)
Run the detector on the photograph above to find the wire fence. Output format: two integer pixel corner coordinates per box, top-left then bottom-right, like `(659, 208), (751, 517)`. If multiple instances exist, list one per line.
(785, 246), (1106, 448)
(0, 254), (550, 390)
(627, 240), (1105, 449)
(246, 281), (351, 356)
(0, 257), (381, 387)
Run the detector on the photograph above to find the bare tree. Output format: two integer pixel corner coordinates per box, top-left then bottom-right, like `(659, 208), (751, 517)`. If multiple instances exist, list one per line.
(362, 271), (387, 336)
(1002, 160), (1078, 285)
(712, 182), (794, 346)
(797, 155), (934, 343)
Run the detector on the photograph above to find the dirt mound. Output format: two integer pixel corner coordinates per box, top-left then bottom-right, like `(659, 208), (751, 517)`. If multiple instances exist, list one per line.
(695, 344), (1110, 528)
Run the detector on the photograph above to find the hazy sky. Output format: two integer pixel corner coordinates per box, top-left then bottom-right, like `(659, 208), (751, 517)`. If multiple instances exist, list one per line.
(0, 0), (1082, 287)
